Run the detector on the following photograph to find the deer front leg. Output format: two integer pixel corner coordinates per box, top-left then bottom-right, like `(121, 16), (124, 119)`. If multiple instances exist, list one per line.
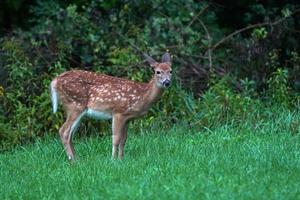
(112, 114), (126, 159)
(118, 123), (128, 160)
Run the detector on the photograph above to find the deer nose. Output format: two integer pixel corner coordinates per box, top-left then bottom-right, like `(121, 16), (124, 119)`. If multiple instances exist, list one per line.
(163, 80), (171, 87)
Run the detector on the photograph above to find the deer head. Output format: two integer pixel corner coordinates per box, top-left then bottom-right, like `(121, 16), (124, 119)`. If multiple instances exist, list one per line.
(144, 52), (172, 88)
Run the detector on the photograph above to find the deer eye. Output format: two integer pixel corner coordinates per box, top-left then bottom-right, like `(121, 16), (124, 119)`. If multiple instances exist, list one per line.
(170, 70), (172, 74)
(156, 71), (161, 75)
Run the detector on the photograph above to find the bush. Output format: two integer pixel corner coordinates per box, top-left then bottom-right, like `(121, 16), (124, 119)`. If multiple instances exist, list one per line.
(0, 1), (299, 150)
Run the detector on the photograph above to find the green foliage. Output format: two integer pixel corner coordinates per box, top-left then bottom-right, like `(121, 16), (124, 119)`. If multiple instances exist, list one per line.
(0, 38), (66, 150)
(0, 1), (300, 150)
(251, 27), (268, 40)
(267, 68), (291, 107)
(199, 77), (261, 128)
(0, 121), (19, 151)
(0, 86), (4, 97)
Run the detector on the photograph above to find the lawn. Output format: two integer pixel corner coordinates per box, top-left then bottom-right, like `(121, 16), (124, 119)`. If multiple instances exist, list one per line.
(0, 125), (300, 199)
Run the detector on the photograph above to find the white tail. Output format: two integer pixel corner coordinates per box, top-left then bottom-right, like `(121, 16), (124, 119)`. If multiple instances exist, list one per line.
(51, 53), (172, 160)
(50, 79), (58, 113)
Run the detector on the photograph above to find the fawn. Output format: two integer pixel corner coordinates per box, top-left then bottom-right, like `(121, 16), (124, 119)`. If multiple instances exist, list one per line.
(51, 53), (172, 160)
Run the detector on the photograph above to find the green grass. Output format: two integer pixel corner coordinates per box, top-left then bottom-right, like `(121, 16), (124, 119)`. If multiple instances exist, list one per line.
(1, 125), (300, 200)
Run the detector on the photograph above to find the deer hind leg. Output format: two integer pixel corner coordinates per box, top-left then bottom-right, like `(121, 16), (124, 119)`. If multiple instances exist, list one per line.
(59, 110), (86, 160)
(111, 114), (127, 159)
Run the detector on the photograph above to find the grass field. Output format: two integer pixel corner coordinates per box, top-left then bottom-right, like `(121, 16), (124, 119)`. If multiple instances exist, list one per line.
(1, 125), (300, 199)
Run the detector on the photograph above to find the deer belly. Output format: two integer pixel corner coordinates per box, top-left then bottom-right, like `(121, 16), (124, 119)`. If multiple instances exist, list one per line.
(86, 108), (112, 120)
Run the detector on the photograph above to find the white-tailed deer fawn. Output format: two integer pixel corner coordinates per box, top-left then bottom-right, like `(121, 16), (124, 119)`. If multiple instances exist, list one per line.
(51, 53), (172, 160)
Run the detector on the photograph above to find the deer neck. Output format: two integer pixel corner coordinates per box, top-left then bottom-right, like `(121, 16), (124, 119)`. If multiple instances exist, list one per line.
(143, 78), (164, 106)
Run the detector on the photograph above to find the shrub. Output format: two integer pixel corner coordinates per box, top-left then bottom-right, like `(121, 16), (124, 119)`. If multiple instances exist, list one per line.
(0, 1), (300, 150)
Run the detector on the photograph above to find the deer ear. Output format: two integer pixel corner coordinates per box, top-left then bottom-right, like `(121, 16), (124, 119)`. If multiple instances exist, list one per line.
(161, 52), (171, 63)
(143, 53), (158, 68)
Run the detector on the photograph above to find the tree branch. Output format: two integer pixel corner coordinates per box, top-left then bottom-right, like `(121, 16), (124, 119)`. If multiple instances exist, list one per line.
(198, 19), (213, 72)
(212, 8), (300, 50)
(185, 4), (210, 30)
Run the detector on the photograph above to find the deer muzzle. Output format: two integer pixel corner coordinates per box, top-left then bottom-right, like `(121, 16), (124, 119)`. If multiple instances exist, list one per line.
(163, 79), (171, 87)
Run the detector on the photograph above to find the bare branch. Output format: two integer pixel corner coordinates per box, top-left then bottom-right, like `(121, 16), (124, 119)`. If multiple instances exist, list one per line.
(212, 8), (300, 50)
(185, 4), (210, 30)
(198, 19), (213, 72)
(212, 22), (270, 50)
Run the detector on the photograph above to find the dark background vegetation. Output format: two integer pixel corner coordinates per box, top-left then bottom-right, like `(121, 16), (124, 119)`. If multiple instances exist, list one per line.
(0, 0), (300, 150)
